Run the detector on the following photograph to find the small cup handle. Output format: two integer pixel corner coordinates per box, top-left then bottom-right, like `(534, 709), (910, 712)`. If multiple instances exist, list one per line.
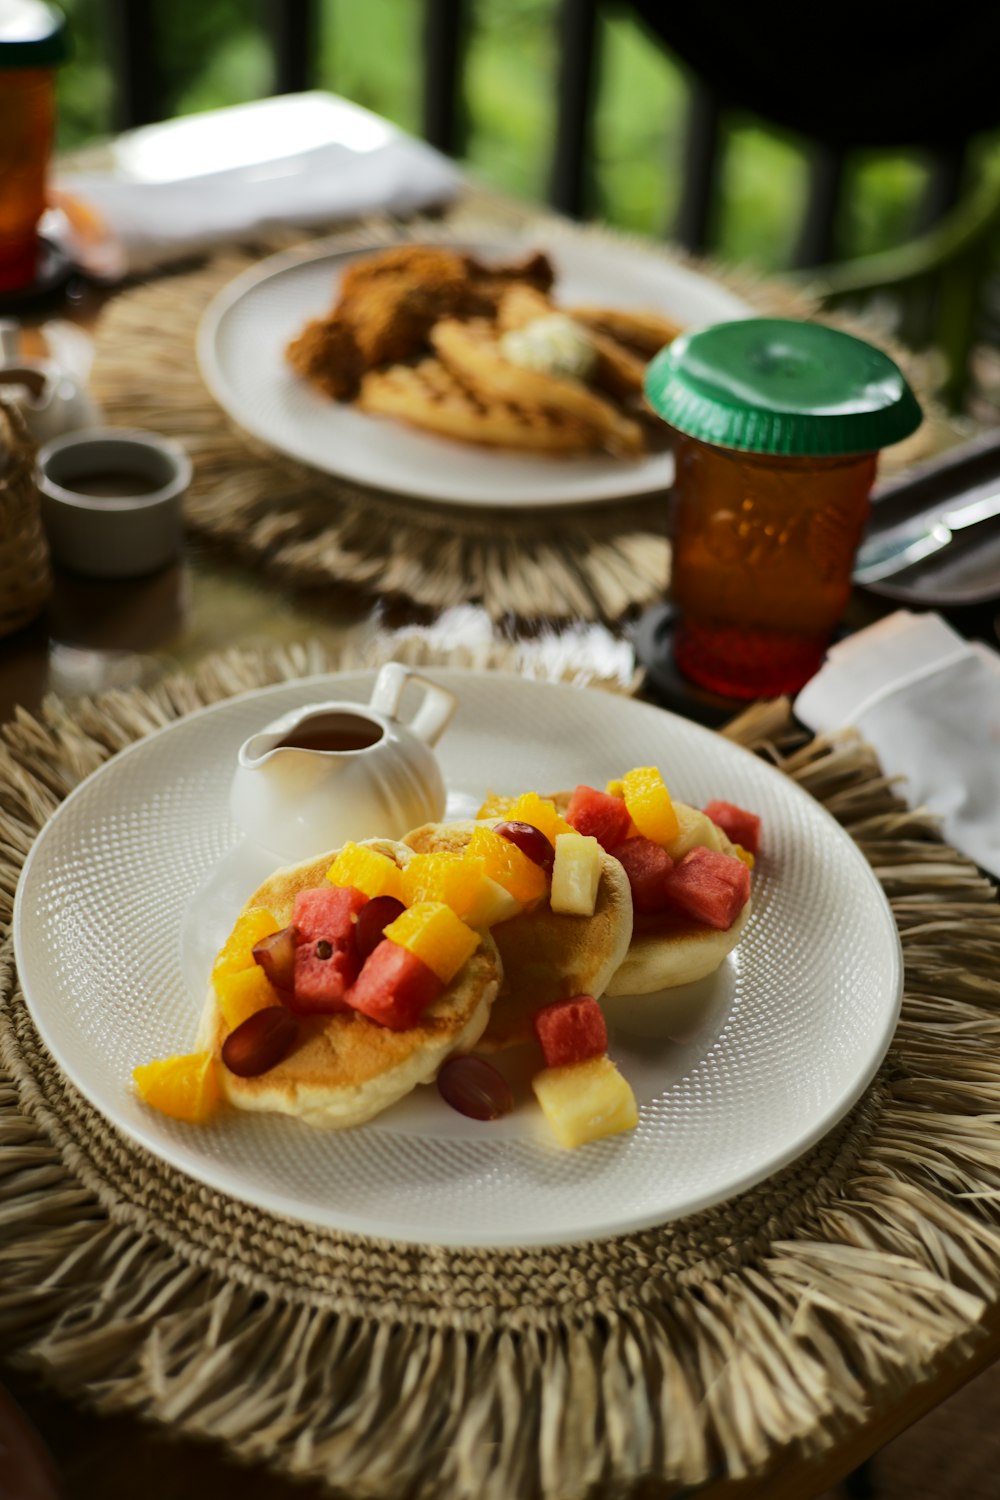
(369, 663), (458, 747)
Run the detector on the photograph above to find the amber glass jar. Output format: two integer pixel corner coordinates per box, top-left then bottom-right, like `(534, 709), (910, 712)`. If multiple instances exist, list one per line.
(645, 319), (922, 699)
(0, 3), (68, 294)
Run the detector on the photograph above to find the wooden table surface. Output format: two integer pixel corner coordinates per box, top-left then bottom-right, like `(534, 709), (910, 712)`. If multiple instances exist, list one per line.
(3, 220), (1000, 1500)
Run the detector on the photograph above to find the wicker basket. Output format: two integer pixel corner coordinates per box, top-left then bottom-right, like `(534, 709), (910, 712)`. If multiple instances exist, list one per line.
(0, 397), (50, 638)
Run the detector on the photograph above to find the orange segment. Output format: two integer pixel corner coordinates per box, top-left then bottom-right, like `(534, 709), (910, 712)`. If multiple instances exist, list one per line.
(383, 900), (480, 983)
(326, 842), (403, 901)
(466, 824), (548, 906)
(622, 766), (679, 846)
(212, 908), (280, 980)
(401, 851), (485, 918)
(477, 791), (515, 819)
(133, 1052), (221, 1124)
(733, 843), (756, 870)
(214, 965), (281, 1031)
(503, 792), (572, 843)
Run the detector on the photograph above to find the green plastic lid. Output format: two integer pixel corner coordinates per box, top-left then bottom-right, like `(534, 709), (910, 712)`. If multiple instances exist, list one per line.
(0, 1), (68, 67)
(644, 317), (922, 456)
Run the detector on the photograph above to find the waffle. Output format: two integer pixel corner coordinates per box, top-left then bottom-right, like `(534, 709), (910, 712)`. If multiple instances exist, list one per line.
(357, 357), (602, 453)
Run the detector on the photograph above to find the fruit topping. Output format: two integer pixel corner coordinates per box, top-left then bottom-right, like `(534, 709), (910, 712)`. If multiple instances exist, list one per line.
(534, 996), (608, 1069)
(382, 900), (480, 984)
(402, 851), (521, 928)
(355, 895), (407, 963)
(622, 766), (679, 846)
(215, 965), (283, 1032)
(732, 844), (755, 870)
(289, 884), (368, 1012)
(502, 792), (572, 844)
(222, 1006), (300, 1077)
(663, 804), (724, 861)
(494, 819), (556, 873)
(702, 800), (762, 858)
(532, 1055), (638, 1148)
(252, 925), (296, 992)
(565, 784), (632, 851)
(466, 823), (548, 905)
(477, 791), (514, 819)
(550, 831), (602, 916)
(212, 907), (280, 980)
(437, 1055), (514, 1120)
(133, 1051), (220, 1123)
(348, 939), (443, 1029)
(326, 841), (404, 901)
(613, 836), (674, 913)
(663, 845), (750, 930)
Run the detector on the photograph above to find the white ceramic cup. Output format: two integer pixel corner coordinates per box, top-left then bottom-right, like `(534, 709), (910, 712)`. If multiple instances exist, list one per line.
(36, 427), (191, 578)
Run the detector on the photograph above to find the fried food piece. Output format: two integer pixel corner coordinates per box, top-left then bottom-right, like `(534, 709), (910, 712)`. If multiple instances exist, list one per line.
(338, 245), (471, 304)
(431, 317), (645, 458)
(460, 250), (556, 315)
(358, 358), (601, 452)
(333, 246), (473, 369)
(285, 316), (363, 401)
(566, 304), (683, 358)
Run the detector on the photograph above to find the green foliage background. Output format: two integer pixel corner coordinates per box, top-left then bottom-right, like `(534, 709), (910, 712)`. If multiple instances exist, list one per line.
(53, 0), (985, 273)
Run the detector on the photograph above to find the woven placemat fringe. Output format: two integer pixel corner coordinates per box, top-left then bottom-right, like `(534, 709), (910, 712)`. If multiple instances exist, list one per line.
(4, 643), (1000, 1497)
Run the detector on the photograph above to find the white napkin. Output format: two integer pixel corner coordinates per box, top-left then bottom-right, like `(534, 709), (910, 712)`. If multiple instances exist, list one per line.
(56, 93), (463, 275)
(795, 611), (1000, 878)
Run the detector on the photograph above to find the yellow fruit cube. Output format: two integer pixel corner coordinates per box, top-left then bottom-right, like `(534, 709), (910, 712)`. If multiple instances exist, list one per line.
(133, 1051), (221, 1124)
(326, 842), (403, 901)
(664, 804), (724, 861)
(212, 908), (280, 980)
(605, 778), (625, 799)
(622, 766), (679, 846)
(550, 832), (602, 916)
(733, 843), (756, 870)
(532, 1055), (638, 1148)
(383, 901), (481, 983)
(466, 824), (548, 906)
(401, 853), (521, 928)
(503, 792), (573, 844)
(477, 791), (514, 819)
(214, 965), (281, 1031)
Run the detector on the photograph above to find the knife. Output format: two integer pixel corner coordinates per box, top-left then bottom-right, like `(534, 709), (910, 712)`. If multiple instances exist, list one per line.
(853, 489), (1000, 585)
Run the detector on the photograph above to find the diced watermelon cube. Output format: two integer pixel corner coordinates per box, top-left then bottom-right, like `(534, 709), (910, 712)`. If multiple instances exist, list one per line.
(662, 846), (750, 930)
(565, 785), (632, 851)
(534, 996), (608, 1068)
(613, 836), (674, 913)
(289, 884), (368, 1013)
(347, 939), (443, 1030)
(702, 800), (761, 857)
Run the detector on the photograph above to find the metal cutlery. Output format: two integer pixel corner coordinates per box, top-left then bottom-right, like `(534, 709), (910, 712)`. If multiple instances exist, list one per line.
(853, 489), (1000, 585)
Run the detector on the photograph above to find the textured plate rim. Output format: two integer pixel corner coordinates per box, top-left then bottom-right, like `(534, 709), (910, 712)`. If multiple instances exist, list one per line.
(13, 671), (903, 1247)
(194, 235), (752, 509)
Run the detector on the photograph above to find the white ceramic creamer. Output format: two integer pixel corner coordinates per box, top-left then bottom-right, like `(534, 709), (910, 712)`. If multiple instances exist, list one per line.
(229, 663), (458, 863)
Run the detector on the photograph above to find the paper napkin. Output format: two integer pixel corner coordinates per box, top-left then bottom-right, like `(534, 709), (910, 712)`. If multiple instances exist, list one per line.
(57, 93), (463, 275)
(795, 611), (1000, 878)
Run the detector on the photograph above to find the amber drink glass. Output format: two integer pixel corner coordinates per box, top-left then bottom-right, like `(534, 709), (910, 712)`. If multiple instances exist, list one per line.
(645, 319), (923, 700)
(0, 3), (68, 294)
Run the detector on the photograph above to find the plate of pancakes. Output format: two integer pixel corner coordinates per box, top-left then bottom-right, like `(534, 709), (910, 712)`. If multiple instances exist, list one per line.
(14, 671), (902, 1247)
(196, 235), (752, 509)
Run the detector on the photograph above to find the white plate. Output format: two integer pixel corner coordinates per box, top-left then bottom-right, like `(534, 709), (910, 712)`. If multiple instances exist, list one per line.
(196, 236), (752, 508)
(14, 671), (901, 1247)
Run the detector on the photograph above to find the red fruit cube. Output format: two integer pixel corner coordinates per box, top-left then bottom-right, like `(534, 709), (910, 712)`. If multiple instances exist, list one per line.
(534, 996), (608, 1068)
(565, 784), (632, 851)
(348, 939), (443, 1030)
(663, 846), (750, 930)
(613, 836), (674, 913)
(702, 800), (761, 857)
(290, 884), (368, 1013)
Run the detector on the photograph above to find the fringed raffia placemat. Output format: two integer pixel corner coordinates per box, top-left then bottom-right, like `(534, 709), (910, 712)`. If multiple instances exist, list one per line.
(89, 205), (950, 624)
(4, 641), (1000, 1499)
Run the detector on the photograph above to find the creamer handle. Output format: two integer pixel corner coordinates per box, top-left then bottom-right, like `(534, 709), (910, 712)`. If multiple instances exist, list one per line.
(369, 663), (458, 747)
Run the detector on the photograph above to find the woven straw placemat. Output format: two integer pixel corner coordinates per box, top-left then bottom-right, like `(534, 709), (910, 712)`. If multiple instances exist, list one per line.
(3, 641), (1000, 1498)
(88, 205), (949, 625)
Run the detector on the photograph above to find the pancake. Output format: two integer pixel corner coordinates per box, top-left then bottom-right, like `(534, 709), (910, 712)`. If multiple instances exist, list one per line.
(546, 795), (752, 997)
(403, 821), (633, 1050)
(199, 840), (502, 1128)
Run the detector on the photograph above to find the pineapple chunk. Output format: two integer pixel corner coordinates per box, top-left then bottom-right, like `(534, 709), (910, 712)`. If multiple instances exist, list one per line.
(664, 804), (724, 861)
(326, 842), (403, 901)
(212, 908), (279, 980)
(383, 901), (480, 983)
(622, 767), (679, 845)
(214, 965), (280, 1031)
(464, 874), (522, 928)
(533, 1056), (638, 1148)
(550, 831), (601, 916)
